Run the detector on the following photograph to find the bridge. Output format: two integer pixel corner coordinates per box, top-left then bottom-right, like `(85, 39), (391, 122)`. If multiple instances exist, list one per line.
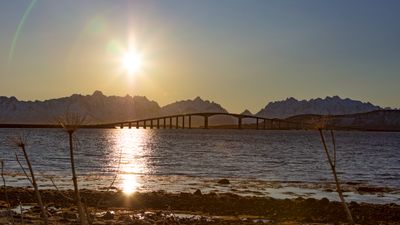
(101, 112), (306, 130)
(1, 111), (394, 131)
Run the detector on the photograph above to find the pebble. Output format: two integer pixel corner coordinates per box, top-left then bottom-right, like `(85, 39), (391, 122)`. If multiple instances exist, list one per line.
(102, 211), (114, 220)
(194, 189), (202, 195)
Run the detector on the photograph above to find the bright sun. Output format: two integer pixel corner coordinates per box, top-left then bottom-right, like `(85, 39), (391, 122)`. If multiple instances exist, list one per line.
(122, 51), (142, 74)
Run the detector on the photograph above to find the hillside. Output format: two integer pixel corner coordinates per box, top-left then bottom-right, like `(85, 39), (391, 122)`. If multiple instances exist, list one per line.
(286, 110), (400, 131)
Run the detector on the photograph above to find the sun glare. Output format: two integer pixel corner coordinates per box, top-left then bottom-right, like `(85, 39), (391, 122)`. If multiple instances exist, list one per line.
(122, 51), (142, 74)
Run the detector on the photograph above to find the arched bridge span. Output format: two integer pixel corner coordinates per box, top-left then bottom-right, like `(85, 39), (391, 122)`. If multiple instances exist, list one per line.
(100, 112), (304, 130)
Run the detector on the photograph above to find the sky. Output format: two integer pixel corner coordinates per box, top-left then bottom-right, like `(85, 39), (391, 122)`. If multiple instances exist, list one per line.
(0, 0), (399, 113)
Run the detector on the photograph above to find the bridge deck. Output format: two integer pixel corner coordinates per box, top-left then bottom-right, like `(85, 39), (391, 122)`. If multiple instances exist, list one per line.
(0, 112), (309, 130)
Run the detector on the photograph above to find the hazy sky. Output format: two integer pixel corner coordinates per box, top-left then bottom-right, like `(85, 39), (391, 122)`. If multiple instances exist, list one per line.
(1, 0), (399, 113)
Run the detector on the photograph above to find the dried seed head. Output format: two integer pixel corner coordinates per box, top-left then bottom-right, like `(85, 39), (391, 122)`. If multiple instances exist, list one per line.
(8, 135), (27, 149)
(57, 112), (86, 133)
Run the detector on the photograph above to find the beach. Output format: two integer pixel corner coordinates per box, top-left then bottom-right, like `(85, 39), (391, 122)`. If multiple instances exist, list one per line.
(1, 187), (399, 224)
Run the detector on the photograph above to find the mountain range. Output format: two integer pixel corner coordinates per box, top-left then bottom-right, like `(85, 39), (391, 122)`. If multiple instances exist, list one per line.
(0, 91), (232, 124)
(0, 91), (395, 126)
(255, 96), (382, 119)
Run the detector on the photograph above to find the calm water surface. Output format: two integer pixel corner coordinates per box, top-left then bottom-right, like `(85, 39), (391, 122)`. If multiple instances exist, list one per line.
(0, 128), (399, 203)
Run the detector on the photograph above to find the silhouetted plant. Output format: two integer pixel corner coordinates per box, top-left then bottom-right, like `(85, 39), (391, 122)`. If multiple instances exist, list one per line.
(58, 113), (88, 225)
(318, 128), (354, 225)
(11, 136), (49, 225)
(1, 159), (15, 224)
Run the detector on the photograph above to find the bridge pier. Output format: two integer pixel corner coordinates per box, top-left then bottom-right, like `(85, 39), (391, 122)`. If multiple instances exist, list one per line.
(120, 123), (123, 129)
(204, 116), (208, 129)
(163, 118), (166, 129)
(238, 117), (242, 129)
(256, 118), (259, 130)
(143, 120), (147, 129)
(188, 116), (192, 129)
(263, 119), (266, 130)
(157, 119), (160, 129)
(128, 123), (131, 129)
(182, 116), (185, 128)
(136, 121), (139, 129)
(150, 120), (153, 129)
(175, 116), (179, 128)
(169, 117), (172, 129)
(272, 120), (281, 129)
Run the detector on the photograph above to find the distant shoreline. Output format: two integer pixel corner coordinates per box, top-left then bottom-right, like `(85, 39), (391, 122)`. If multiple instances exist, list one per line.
(0, 124), (115, 129)
(1, 123), (399, 132)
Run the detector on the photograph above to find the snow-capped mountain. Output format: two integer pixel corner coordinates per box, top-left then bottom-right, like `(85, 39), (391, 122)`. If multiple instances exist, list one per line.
(161, 97), (226, 115)
(161, 97), (234, 125)
(256, 96), (382, 119)
(0, 92), (233, 125)
(240, 109), (253, 116)
(0, 91), (160, 124)
(240, 109), (254, 124)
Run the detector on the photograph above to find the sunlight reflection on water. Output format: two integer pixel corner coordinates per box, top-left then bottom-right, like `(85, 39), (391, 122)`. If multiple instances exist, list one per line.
(113, 129), (152, 194)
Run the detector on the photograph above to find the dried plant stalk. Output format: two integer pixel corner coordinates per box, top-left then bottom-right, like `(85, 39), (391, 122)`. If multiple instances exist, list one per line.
(59, 112), (88, 225)
(12, 137), (48, 225)
(319, 129), (354, 225)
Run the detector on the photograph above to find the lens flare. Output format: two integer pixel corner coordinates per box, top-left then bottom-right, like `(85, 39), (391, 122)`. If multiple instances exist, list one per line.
(8, 0), (37, 64)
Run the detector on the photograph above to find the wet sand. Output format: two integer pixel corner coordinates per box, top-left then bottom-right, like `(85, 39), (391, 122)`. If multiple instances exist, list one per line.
(1, 187), (399, 224)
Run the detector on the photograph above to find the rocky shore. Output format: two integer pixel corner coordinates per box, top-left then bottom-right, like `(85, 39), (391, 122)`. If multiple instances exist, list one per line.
(0, 187), (399, 224)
